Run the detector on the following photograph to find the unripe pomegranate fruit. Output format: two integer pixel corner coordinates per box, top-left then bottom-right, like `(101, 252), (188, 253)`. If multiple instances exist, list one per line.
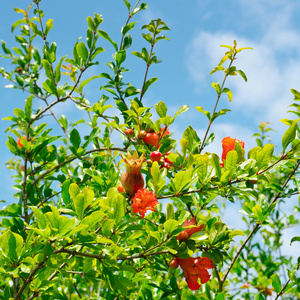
(137, 130), (147, 139)
(121, 150), (145, 196)
(150, 151), (162, 162)
(125, 128), (134, 138)
(170, 258), (178, 269)
(143, 132), (159, 146)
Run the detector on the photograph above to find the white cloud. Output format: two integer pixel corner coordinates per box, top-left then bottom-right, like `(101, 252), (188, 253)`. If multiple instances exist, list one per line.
(186, 1), (300, 144)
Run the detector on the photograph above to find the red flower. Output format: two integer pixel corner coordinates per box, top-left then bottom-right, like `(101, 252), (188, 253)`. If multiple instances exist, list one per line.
(177, 217), (204, 242)
(17, 137), (27, 147)
(221, 136), (245, 166)
(176, 257), (214, 290)
(132, 188), (159, 218)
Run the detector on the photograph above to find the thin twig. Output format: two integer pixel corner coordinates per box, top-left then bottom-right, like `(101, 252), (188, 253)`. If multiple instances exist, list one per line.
(200, 53), (236, 153)
(219, 160), (300, 290)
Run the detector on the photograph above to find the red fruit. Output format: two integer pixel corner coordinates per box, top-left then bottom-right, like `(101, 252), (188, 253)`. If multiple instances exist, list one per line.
(170, 258), (178, 269)
(117, 184), (125, 193)
(143, 132), (159, 147)
(146, 159), (152, 165)
(163, 162), (170, 170)
(150, 151), (162, 162)
(138, 130), (147, 139)
(17, 137), (26, 147)
(125, 128), (134, 138)
(17, 67), (23, 75)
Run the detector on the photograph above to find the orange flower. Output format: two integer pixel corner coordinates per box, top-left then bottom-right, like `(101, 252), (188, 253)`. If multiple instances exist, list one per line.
(177, 217), (204, 242)
(221, 136), (245, 163)
(121, 150), (145, 196)
(174, 257), (214, 290)
(131, 188), (159, 218)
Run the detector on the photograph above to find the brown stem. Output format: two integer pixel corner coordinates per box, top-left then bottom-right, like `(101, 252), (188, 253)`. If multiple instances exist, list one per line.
(218, 160), (300, 291)
(31, 146), (127, 186)
(139, 41), (155, 102)
(119, 0), (141, 51)
(200, 53), (236, 153)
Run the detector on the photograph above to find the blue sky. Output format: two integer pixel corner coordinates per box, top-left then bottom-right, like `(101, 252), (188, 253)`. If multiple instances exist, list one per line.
(1, 0), (300, 255)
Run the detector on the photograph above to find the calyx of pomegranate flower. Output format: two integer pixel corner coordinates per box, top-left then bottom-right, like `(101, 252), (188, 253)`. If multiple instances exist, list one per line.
(177, 217), (204, 242)
(175, 256), (214, 290)
(120, 150), (145, 196)
(131, 188), (159, 218)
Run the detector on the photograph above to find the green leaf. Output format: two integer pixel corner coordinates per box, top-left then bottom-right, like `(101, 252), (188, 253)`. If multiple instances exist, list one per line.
(142, 77), (158, 94)
(166, 203), (175, 220)
(256, 144), (274, 171)
(42, 79), (56, 94)
(224, 150), (238, 170)
(11, 19), (26, 33)
(42, 59), (53, 80)
(79, 75), (100, 92)
(114, 195), (126, 224)
(288, 269), (298, 283)
(282, 119), (299, 152)
(209, 221), (227, 244)
(222, 87), (233, 102)
(164, 220), (179, 234)
(24, 95), (33, 121)
(173, 170), (192, 193)
(291, 88), (300, 99)
(86, 16), (95, 31)
(197, 155), (208, 182)
(123, 0), (131, 13)
(70, 128), (81, 149)
(210, 66), (224, 75)
(62, 180), (71, 204)
(121, 21), (137, 35)
(132, 3), (148, 15)
(211, 82), (221, 94)
(210, 153), (221, 179)
(214, 292), (225, 300)
(98, 29), (118, 51)
(82, 211), (105, 228)
(211, 109), (231, 122)
(0, 231), (23, 261)
(74, 194), (85, 220)
(195, 106), (211, 120)
(76, 42), (89, 62)
(155, 101), (168, 118)
(174, 105), (189, 118)
(102, 219), (115, 236)
(271, 273), (282, 294)
(290, 236), (300, 244)
(44, 19), (53, 36)
(113, 50), (126, 67)
(254, 293), (265, 300)
(252, 204), (264, 223)
(54, 55), (66, 83)
(69, 183), (80, 200)
(142, 33), (152, 44)
(236, 70), (247, 82)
